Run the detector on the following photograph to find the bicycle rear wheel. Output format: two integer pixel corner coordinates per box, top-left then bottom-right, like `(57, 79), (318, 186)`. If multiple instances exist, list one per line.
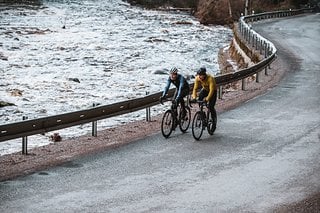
(161, 110), (174, 138)
(207, 108), (217, 135)
(179, 106), (191, 133)
(192, 111), (204, 140)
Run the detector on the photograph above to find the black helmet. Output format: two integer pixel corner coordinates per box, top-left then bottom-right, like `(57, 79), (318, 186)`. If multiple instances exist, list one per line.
(197, 67), (206, 75)
(170, 67), (178, 74)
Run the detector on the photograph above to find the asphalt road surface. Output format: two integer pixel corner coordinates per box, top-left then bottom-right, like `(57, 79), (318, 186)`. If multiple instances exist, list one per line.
(0, 14), (319, 212)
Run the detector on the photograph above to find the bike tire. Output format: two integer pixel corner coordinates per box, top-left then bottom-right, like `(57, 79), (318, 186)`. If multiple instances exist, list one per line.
(207, 108), (217, 135)
(161, 110), (174, 138)
(179, 106), (191, 133)
(192, 111), (204, 140)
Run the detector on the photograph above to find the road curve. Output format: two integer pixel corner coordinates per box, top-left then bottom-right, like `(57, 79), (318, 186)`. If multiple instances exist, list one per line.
(0, 14), (319, 212)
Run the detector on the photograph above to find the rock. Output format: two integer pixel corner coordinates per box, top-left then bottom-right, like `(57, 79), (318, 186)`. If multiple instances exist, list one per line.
(0, 101), (15, 108)
(172, 20), (193, 25)
(145, 37), (168, 43)
(9, 89), (23, 96)
(68, 78), (80, 83)
(0, 52), (8, 61)
(50, 133), (62, 142)
(154, 70), (168, 75)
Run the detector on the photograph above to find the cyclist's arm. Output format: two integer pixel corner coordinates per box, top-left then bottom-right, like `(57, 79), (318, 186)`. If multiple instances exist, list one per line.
(162, 78), (171, 97)
(205, 76), (216, 101)
(192, 76), (199, 99)
(175, 75), (185, 100)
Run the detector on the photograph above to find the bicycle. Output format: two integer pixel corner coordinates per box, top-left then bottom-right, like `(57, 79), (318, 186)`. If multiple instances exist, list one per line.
(160, 97), (191, 138)
(190, 100), (217, 140)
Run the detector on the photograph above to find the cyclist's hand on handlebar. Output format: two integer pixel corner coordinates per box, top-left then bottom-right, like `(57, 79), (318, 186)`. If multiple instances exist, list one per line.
(204, 98), (210, 105)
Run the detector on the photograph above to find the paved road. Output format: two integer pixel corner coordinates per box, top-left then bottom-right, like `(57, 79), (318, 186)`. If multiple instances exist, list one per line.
(0, 14), (319, 212)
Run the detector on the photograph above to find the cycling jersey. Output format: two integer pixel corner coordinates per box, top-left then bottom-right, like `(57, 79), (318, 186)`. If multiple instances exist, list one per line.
(162, 74), (189, 100)
(192, 74), (217, 101)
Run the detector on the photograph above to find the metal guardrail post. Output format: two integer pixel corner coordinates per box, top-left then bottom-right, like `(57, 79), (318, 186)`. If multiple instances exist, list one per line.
(255, 35), (258, 50)
(22, 116), (28, 155)
(256, 72), (260, 83)
(242, 78), (246, 90)
(146, 92), (151, 121)
(267, 43), (272, 69)
(92, 103), (97, 137)
(265, 43), (269, 75)
(218, 86), (223, 99)
(252, 34), (255, 48)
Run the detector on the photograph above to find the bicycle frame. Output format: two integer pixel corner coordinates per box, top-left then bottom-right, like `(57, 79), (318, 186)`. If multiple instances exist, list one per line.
(195, 101), (211, 126)
(160, 96), (191, 138)
(163, 97), (179, 121)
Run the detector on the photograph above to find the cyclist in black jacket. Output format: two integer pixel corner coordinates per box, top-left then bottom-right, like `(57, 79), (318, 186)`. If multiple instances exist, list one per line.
(160, 67), (190, 118)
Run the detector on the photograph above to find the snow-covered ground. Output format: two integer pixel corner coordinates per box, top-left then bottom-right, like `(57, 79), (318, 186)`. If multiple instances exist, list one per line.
(0, 0), (232, 155)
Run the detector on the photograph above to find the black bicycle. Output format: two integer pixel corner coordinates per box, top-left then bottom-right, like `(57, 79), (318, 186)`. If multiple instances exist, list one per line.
(191, 100), (217, 140)
(160, 97), (191, 138)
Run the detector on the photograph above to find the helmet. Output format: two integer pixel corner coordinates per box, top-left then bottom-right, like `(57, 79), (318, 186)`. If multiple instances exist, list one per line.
(169, 67), (178, 74)
(197, 67), (206, 75)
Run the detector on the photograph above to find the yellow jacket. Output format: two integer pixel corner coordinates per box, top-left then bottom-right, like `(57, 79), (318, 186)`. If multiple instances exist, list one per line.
(192, 74), (217, 101)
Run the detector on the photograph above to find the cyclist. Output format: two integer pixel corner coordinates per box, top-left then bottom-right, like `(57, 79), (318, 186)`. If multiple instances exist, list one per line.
(160, 67), (190, 118)
(191, 67), (217, 121)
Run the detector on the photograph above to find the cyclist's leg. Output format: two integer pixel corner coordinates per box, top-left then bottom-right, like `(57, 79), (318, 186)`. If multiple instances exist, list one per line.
(171, 88), (178, 112)
(179, 88), (189, 114)
(198, 89), (208, 101)
(173, 88), (178, 100)
(209, 90), (217, 121)
(175, 96), (186, 119)
(198, 89), (209, 125)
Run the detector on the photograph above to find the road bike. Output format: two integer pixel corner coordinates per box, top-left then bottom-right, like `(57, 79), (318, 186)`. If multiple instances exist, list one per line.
(160, 97), (191, 138)
(191, 100), (217, 140)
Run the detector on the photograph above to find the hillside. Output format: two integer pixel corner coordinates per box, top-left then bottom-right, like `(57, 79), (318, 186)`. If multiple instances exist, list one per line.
(127, 0), (309, 25)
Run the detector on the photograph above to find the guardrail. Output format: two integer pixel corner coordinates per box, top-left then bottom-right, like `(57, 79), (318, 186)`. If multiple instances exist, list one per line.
(0, 8), (313, 153)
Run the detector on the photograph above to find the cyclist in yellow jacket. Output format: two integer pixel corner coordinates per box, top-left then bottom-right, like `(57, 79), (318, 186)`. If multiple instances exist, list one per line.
(192, 67), (217, 121)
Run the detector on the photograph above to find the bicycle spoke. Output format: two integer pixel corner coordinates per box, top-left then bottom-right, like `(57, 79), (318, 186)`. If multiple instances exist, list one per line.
(161, 110), (174, 138)
(192, 111), (204, 140)
(179, 107), (191, 132)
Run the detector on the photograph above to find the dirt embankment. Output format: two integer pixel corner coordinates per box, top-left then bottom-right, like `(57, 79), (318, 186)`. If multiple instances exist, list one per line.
(195, 0), (298, 25)
(127, 0), (299, 25)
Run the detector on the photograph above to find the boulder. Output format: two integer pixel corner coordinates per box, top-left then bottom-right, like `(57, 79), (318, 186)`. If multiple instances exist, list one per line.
(0, 101), (15, 108)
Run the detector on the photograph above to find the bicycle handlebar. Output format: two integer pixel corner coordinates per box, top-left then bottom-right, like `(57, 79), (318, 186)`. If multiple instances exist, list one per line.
(190, 99), (208, 107)
(160, 95), (191, 106)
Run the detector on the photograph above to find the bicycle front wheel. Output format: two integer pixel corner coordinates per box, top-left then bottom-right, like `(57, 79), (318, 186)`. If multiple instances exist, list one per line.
(179, 106), (191, 133)
(161, 110), (174, 138)
(192, 111), (204, 140)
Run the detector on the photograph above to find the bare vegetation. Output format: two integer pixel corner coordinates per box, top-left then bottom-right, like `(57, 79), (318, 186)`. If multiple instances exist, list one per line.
(126, 0), (308, 25)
